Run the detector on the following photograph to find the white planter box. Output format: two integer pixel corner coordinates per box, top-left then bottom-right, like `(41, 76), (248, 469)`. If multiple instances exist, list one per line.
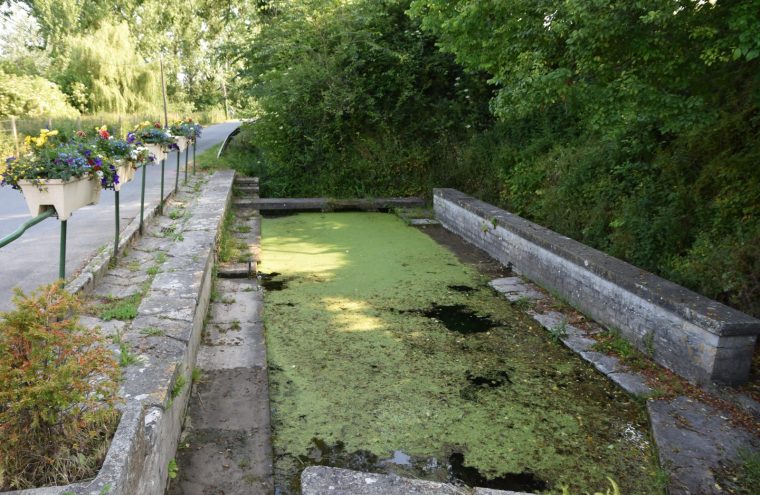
(175, 136), (188, 152)
(144, 143), (167, 163)
(18, 176), (101, 221)
(114, 162), (136, 191)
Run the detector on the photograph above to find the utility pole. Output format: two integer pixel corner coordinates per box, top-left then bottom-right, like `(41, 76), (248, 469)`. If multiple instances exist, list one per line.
(221, 59), (230, 120)
(221, 77), (229, 121)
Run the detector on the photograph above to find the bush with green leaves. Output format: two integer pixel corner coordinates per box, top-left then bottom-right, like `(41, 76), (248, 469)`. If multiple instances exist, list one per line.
(0, 283), (120, 490)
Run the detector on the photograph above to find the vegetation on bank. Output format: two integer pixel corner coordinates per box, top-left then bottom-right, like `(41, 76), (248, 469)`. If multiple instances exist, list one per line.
(221, 0), (760, 319)
(0, 284), (120, 489)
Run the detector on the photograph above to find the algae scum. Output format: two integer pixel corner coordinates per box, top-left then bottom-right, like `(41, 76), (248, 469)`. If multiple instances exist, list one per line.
(261, 213), (661, 494)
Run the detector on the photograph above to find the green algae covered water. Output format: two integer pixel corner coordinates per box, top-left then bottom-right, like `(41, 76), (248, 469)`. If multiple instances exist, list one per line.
(261, 212), (662, 494)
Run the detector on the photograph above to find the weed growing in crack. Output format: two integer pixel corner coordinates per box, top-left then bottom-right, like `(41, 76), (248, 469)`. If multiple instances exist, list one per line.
(98, 294), (141, 321)
(168, 459), (179, 479)
(140, 327), (164, 337)
(511, 296), (534, 311)
(191, 367), (203, 382)
(548, 321), (567, 343)
(171, 374), (187, 399)
(112, 331), (139, 367)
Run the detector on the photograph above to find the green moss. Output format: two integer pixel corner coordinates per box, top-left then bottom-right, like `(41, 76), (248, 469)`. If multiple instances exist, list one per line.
(262, 212), (661, 494)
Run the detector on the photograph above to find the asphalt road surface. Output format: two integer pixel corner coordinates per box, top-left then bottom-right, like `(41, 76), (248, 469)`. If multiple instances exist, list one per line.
(0, 121), (240, 311)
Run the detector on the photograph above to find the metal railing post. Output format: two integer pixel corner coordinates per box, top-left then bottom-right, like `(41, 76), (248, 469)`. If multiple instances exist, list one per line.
(114, 190), (120, 259)
(175, 148), (180, 193)
(193, 141), (196, 175)
(160, 158), (165, 214)
(59, 220), (67, 282)
(140, 163), (147, 234)
(184, 146), (189, 183)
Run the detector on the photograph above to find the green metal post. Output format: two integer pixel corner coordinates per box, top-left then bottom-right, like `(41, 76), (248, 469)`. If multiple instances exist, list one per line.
(160, 158), (165, 215)
(140, 163), (147, 234)
(114, 190), (120, 259)
(59, 220), (67, 282)
(184, 145), (189, 183)
(193, 141), (196, 175)
(175, 148), (180, 193)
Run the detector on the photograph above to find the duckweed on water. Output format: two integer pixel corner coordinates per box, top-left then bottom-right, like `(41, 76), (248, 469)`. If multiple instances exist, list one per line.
(261, 212), (662, 494)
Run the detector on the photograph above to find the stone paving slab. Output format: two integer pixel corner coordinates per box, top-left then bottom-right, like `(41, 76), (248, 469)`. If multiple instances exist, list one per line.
(648, 396), (760, 495)
(300, 467), (531, 495)
(489, 277), (544, 302)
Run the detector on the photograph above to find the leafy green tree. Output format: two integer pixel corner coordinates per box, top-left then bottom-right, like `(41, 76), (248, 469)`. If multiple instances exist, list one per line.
(57, 22), (161, 113)
(0, 70), (78, 117)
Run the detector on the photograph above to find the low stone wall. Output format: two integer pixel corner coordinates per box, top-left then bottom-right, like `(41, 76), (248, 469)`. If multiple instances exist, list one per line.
(434, 188), (760, 385)
(9, 171), (235, 495)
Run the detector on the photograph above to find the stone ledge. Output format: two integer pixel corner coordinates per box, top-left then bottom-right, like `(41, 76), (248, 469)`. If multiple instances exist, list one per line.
(300, 466), (531, 495)
(237, 197), (424, 212)
(434, 188), (760, 384)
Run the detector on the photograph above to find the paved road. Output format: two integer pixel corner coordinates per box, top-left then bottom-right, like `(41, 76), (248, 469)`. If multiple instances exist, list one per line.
(0, 121), (240, 310)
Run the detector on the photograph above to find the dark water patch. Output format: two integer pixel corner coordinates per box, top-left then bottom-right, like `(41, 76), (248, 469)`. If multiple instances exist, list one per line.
(262, 211), (297, 218)
(448, 284), (476, 293)
(258, 272), (288, 291)
(460, 370), (512, 401)
(449, 452), (548, 492)
(297, 438), (379, 472)
(423, 304), (498, 334)
(467, 370), (512, 388)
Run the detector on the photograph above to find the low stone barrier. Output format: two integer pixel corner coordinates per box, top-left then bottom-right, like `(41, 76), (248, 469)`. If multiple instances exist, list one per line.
(434, 188), (760, 385)
(8, 171), (235, 495)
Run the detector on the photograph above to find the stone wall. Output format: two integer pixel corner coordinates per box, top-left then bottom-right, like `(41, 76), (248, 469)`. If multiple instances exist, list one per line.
(434, 188), (760, 385)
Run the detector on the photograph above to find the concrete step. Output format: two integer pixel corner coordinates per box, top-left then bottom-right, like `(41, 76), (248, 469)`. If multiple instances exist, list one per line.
(217, 261), (255, 278)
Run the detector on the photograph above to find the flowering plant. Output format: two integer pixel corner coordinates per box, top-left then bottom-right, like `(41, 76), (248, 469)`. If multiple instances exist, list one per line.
(133, 121), (174, 145)
(92, 126), (133, 161)
(172, 117), (202, 141)
(1, 129), (117, 189)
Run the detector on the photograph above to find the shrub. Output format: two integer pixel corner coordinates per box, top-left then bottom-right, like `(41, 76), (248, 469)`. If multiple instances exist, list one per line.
(0, 283), (120, 489)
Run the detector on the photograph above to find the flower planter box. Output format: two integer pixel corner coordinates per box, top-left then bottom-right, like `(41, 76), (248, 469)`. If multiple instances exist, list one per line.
(114, 162), (137, 191)
(175, 136), (188, 152)
(144, 143), (167, 163)
(18, 176), (101, 221)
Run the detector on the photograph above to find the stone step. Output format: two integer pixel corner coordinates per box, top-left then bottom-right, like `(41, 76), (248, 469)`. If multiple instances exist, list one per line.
(217, 261), (256, 278)
(234, 177), (259, 185)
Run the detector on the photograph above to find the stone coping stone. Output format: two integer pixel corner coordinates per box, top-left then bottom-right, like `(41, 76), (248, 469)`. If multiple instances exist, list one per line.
(300, 467), (531, 495)
(435, 188), (759, 338)
(3, 171), (235, 495)
(237, 197), (424, 211)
